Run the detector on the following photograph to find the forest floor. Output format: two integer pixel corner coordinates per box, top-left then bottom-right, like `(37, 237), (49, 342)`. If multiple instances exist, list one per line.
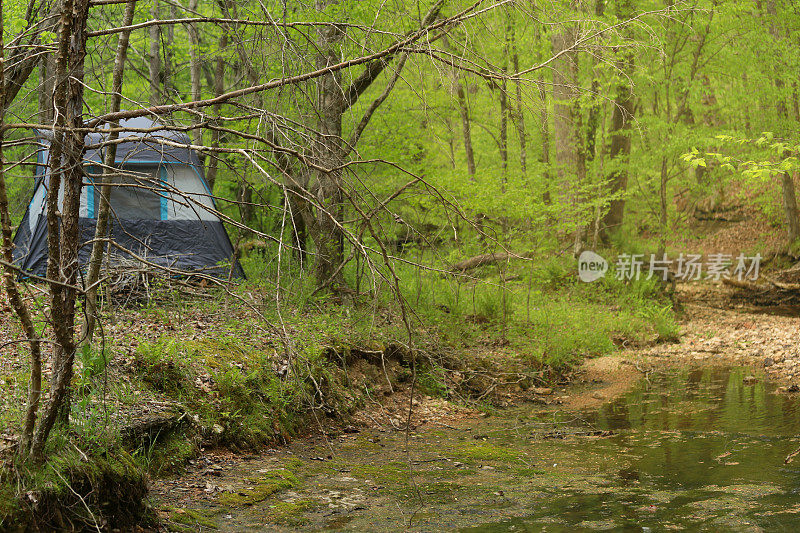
(149, 278), (800, 531)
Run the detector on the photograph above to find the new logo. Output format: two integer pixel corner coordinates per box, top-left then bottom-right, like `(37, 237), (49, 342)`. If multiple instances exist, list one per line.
(578, 251), (608, 282)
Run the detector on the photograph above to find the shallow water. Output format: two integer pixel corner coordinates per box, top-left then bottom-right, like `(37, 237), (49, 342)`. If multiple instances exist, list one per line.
(174, 366), (800, 532)
(465, 366), (800, 532)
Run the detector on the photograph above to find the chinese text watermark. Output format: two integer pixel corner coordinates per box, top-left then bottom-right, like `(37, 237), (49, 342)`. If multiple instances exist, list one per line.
(578, 251), (761, 282)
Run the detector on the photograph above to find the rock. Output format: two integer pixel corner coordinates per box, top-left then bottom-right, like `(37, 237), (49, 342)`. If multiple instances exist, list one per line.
(764, 357), (775, 367)
(789, 384), (800, 393)
(743, 375), (758, 385)
(533, 387), (553, 396)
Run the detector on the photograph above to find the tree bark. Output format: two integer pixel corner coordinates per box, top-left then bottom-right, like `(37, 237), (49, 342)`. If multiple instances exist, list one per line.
(762, 0), (799, 245)
(308, 0), (443, 287)
(38, 51), (54, 124)
(599, 0), (635, 242)
(148, 0), (161, 106)
(599, 50), (634, 242)
(2, 0), (59, 114)
(538, 71), (551, 204)
(188, 0), (202, 150)
(658, 156), (668, 256)
(782, 171), (800, 243)
(312, 0), (347, 287)
(573, 88), (586, 255)
(205, 26), (227, 193)
(83, 0), (137, 345)
(550, 20), (578, 211)
(455, 79), (476, 176)
(499, 10), (511, 184)
(510, 22), (525, 174)
(584, 0), (605, 162)
(31, 0), (91, 461)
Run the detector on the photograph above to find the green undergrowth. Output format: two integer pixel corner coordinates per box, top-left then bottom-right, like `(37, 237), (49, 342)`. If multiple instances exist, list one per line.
(132, 333), (338, 449)
(0, 442), (152, 531)
(388, 253), (680, 369)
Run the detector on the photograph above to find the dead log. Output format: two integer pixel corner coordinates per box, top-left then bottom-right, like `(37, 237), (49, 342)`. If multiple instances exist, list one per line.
(723, 273), (800, 306)
(722, 278), (771, 292)
(450, 251), (535, 272)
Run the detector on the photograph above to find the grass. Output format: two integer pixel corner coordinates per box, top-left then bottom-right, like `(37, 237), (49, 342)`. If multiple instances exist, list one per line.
(0, 237), (680, 530)
(165, 507), (219, 531)
(394, 252), (679, 369)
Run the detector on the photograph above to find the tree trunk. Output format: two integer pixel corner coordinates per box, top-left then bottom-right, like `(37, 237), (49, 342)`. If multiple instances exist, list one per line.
(31, 0), (91, 461)
(148, 0), (161, 106)
(510, 22), (525, 174)
(599, 50), (634, 242)
(499, 11), (510, 185)
(573, 90), (586, 255)
(0, 6), (43, 458)
(499, 80), (508, 180)
(188, 0), (202, 151)
(539, 71), (552, 204)
(164, 2), (176, 98)
(793, 82), (800, 122)
(455, 79), (476, 176)
(658, 156), (668, 256)
(83, 0), (136, 345)
(584, 0), (605, 163)
(205, 27), (227, 193)
(762, 0), (799, 245)
(313, 0), (347, 288)
(38, 55), (54, 124)
(782, 171), (800, 244)
(550, 23), (578, 211)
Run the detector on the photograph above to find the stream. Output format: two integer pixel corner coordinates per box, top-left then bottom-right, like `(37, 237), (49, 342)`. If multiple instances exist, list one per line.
(162, 366), (800, 532)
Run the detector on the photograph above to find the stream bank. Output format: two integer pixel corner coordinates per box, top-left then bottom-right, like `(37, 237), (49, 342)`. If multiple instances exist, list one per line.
(155, 364), (800, 532)
(153, 282), (800, 532)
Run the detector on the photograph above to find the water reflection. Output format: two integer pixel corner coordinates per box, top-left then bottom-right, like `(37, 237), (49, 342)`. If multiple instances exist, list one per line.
(465, 367), (800, 532)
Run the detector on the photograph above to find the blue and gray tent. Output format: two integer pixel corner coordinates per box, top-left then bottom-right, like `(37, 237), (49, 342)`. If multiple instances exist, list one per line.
(13, 117), (244, 278)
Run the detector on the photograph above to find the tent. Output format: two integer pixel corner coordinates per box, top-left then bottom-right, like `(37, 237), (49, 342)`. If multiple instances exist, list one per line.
(12, 117), (244, 278)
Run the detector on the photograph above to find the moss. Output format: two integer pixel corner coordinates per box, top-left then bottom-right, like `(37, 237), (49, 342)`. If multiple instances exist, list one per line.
(417, 481), (462, 504)
(340, 436), (384, 453)
(136, 431), (197, 476)
(514, 467), (546, 477)
(166, 507), (218, 531)
(217, 470), (297, 507)
(262, 499), (314, 526)
(352, 461), (410, 486)
(455, 443), (525, 464)
(0, 481), (23, 531)
(1, 449), (152, 531)
(283, 457), (306, 471)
